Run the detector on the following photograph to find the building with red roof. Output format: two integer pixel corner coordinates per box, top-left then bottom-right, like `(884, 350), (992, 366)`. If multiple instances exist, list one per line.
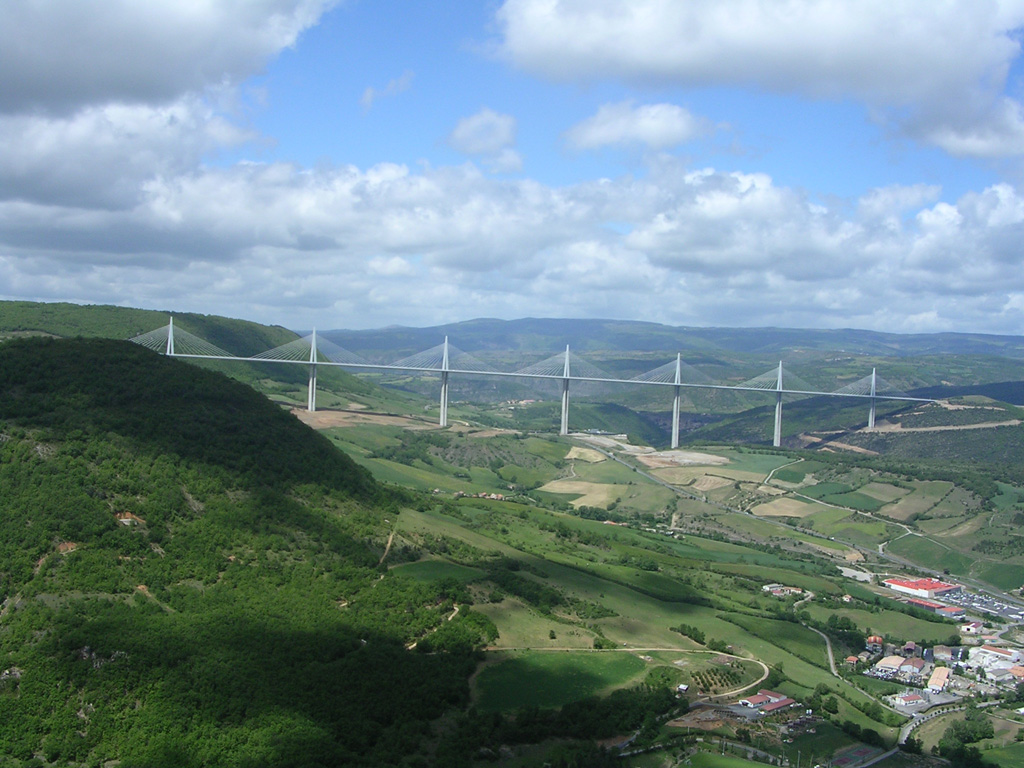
(883, 578), (961, 599)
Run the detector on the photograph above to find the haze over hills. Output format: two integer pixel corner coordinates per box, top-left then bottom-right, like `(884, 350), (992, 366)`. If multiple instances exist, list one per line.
(320, 317), (1024, 359)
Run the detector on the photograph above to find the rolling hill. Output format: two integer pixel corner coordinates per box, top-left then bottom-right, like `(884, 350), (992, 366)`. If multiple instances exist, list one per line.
(0, 338), (490, 766)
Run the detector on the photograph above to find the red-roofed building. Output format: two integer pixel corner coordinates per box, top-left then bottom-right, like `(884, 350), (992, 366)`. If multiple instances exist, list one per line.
(760, 697), (796, 713)
(884, 578), (961, 599)
(740, 694), (772, 708)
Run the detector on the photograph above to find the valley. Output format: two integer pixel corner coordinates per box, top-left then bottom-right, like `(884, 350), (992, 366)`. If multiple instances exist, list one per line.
(3, 302), (1024, 767)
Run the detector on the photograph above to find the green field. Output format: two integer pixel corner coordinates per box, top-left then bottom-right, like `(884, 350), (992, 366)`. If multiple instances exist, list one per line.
(390, 559), (485, 583)
(686, 753), (763, 768)
(708, 449), (797, 476)
(976, 561), (1024, 590)
(802, 604), (958, 645)
(474, 650), (648, 711)
(887, 534), (973, 575)
(984, 741), (1024, 766)
(822, 490), (886, 512)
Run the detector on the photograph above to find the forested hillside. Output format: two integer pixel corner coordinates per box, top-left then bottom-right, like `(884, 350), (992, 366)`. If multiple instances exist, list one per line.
(0, 339), (490, 766)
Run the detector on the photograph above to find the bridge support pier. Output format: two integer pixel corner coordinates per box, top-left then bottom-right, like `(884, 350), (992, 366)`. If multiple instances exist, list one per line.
(773, 361), (783, 448)
(560, 345), (570, 436)
(439, 337), (450, 427)
(671, 353), (683, 449)
(867, 368), (877, 430)
(307, 329), (318, 412)
(165, 316), (175, 356)
(440, 371), (448, 427)
(560, 379), (569, 435)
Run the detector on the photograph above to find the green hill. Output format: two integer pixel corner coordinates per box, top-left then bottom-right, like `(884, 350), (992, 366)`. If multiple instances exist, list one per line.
(0, 299), (412, 414)
(0, 339), (489, 766)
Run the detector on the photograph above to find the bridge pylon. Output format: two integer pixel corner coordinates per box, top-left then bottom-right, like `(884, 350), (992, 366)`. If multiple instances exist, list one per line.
(560, 345), (570, 436)
(440, 337), (450, 427)
(868, 368), (877, 430)
(671, 354), (682, 449)
(773, 361), (783, 448)
(307, 329), (318, 412)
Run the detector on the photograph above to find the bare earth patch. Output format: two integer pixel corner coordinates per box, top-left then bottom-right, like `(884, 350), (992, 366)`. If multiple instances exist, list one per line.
(465, 428), (516, 438)
(566, 446), (606, 463)
(871, 420), (1020, 433)
(811, 440), (879, 455)
(536, 479), (625, 508)
(751, 497), (818, 518)
(635, 450), (729, 468)
(292, 408), (435, 430)
(572, 434), (654, 455)
(655, 466), (765, 484)
(691, 475), (733, 492)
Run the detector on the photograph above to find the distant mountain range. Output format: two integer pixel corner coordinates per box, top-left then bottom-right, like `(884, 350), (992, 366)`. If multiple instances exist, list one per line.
(320, 317), (1024, 358)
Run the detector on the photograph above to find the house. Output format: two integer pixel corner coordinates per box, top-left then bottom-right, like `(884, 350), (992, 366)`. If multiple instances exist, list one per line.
(975, 645), (1022, 664)
(760, 697), (796, 714)
(933, 645), (953, 662)
(115, 511), (146, 526)
(901, 657), (926, 674)
(740, 689), (789, 708)
(875, 656), (905, 674)
(961, 622), (985, 635)
(928, 667), (951, 693)
(894, 693), (924, 706)
(845, 656), (859, 665)
(989, 668), (1016, 684)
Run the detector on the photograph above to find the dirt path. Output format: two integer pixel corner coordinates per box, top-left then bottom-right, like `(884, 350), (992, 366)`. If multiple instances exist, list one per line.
(872, 419), (1021, 433)
(378, 528), (396, 565)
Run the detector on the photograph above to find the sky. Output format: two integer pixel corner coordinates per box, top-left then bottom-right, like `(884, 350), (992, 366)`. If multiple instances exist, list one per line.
(2, 1), (1024, 335)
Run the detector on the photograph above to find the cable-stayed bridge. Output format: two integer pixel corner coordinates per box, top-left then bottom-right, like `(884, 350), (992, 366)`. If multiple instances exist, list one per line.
(131, 319), (934, 448)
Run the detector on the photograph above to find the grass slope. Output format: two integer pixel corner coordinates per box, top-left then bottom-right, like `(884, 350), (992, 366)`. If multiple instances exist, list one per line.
(0, 338), (491, 767)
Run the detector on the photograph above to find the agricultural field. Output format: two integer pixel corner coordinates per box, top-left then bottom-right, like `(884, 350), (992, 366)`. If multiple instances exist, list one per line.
(286, 397), (1024, 760)
(319, 408), (1024, 600)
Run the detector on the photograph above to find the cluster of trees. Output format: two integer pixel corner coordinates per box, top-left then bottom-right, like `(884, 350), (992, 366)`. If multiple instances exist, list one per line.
(936, 705), (996, 767)
(432, 685), (683, 767)
(0, 339), (506, 766)
(485, 563), (564, 613)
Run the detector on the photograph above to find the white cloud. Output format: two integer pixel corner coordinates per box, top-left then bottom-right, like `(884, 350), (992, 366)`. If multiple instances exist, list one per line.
(0, 98), (253, 208)
(448, 108), (522, 173)
(857, 184), (942, 226)
(566, 101), (713, 150)
(360, 70), (414, 111)
(449, 108), (517, 155)
(918, 98), (1024, 157)
(4, 154), (1024, 333)
(0, 0), (334, 115)
(496, 0), (1024, 157)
